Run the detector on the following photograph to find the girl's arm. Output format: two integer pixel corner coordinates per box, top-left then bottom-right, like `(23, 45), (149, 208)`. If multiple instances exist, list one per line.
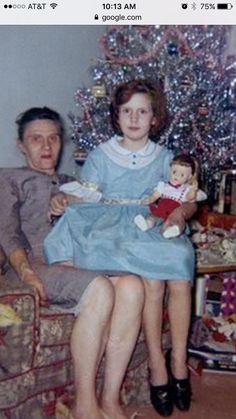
(142, 190), (161, 205)
(161, 202), (197, 235)
(142, 181), (163, 205)
(9, 247), (48, 306)
(48, 150), (103, 219)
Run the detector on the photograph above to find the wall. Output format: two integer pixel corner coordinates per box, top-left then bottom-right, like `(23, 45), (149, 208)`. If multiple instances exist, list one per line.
(0, 25), (105, 174)
(0, 25), (235, 175)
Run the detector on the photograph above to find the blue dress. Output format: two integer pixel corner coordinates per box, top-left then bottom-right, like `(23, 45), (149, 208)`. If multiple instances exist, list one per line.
(44, 137), (195, 281)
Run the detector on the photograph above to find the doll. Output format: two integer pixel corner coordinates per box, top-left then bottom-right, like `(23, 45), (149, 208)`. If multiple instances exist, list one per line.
(134, 154), (207, 238)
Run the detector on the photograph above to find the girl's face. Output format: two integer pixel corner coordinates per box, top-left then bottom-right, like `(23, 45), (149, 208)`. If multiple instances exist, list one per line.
(17, 119), (62, 175)
(118, 93), (156, 146)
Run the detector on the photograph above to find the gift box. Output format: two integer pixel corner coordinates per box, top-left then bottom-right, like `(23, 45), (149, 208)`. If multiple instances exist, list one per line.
(188, 316), (236, 373)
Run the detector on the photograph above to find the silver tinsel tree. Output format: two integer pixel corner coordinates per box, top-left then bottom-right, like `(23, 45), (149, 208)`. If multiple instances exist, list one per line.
(70, 25), (236, 203)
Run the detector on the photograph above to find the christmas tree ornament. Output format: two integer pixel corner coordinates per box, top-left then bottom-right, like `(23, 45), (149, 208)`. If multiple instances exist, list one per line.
(198, 105), (209, 116)
(74, 146), (88, 162)
(225, 54), (236, 72)
(179, 44), (189, 56)
(167, 42), (178, 56)
(228, 77), (236, 108)
(91, 82), (106, 98)
(181, 75), (193, 87)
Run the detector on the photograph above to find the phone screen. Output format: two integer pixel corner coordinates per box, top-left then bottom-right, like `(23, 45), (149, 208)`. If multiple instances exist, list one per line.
(0, 1), (236, 417)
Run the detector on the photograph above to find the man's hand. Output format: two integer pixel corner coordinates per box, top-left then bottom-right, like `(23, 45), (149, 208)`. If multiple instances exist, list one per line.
(48, 192), (69, 221)
(9, 247), (48, 306)
(48, 192), (83, 221)
(22, 268), (48, 306)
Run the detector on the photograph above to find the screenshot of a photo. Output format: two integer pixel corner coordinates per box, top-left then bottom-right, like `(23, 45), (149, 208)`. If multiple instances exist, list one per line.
(0, 25), (236, 419)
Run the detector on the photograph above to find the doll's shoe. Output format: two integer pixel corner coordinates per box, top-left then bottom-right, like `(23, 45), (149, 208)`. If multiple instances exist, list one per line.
(134, 215), (149, 231)
(163, 225), (180, 239)
(150, 383), (173, 417)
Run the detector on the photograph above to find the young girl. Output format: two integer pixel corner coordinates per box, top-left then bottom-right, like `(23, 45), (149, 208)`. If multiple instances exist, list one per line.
(45, 79), (196, 417)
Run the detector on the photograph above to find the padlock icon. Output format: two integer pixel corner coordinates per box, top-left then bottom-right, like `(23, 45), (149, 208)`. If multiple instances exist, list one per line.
(94, 14), (99, 20)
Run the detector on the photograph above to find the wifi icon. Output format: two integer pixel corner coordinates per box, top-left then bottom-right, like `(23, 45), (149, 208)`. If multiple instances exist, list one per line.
(50, 3), (58, 9)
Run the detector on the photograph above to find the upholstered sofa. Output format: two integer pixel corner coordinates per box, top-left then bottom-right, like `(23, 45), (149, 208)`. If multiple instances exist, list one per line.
(0, 268), (154, 418)
(0, 229), (172, 419)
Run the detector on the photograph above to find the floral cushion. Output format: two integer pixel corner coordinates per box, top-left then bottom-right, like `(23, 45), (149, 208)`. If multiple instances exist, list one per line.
(0, 275), (155, 416)
(0, 276), (74, 416)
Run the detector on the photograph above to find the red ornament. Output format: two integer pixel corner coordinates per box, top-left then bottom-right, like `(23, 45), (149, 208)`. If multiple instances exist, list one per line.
(179, 45), (189, 55)
(198, 106), (209, 116)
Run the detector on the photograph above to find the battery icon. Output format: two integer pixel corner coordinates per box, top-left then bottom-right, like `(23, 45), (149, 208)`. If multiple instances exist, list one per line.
(217, 3), (233, 8)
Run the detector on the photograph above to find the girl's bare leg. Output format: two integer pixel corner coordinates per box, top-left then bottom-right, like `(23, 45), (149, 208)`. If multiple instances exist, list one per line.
(142, 279), (167, 385)
(71, 276), (115, 419)
(143, 278), (192, 385)
(167, 279), (192, 378)
(101, 275), (145, 419)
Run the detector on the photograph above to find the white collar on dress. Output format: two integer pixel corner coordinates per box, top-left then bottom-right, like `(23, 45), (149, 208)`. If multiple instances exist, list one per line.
(100, 136), (163, 169)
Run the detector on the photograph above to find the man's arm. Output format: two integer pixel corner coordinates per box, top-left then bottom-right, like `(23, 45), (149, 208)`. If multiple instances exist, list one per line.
(181, 202), (198, 220)
(47, 192), (83, 220)
(161, 202), (197, 236)
(9, 247), (48, 305)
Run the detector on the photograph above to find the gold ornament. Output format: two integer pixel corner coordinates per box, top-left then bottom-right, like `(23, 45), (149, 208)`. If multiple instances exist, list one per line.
(91, 83), (106, 98)
(74, 147), (88, 162)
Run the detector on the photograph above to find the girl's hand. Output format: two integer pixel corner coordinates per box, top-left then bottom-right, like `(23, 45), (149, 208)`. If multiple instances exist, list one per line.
(48, 192), (69, 220)
(141, 192), (160, 205)
(161, 206), (186, 237)
(21, 268), (48, 306)
(141, 197), (151, 205)
(141, 192), (159, 205)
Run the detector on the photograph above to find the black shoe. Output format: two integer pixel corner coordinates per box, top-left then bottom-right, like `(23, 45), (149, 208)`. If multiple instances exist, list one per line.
(150, 383), (173, 417)
(165, 349), (192, 411)
(171, 376), (192, 411)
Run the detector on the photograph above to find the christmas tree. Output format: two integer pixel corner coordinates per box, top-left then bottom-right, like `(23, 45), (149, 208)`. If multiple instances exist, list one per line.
(69, 25), (236, 204)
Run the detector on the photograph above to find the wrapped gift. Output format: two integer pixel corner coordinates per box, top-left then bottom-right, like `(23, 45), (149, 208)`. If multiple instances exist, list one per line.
(197, 206), (236, 230)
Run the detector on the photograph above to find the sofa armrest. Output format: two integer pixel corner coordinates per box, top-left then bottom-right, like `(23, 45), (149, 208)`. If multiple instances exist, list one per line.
(0, 273), (38, 298)
(0, 273), (40, 378)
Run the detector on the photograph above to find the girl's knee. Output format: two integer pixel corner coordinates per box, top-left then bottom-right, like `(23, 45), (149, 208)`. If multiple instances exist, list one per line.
(116, 275), (145, 305)
(168, 280), (191, 296)
(143, 278), (166, 297)
(84, 275), (115, 307)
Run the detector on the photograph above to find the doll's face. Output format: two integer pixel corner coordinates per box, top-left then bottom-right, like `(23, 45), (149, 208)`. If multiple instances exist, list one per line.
(170, 163), (192, 186)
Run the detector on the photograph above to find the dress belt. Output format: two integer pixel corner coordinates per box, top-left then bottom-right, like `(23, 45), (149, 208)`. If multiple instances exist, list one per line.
(102, 198), (142, 205)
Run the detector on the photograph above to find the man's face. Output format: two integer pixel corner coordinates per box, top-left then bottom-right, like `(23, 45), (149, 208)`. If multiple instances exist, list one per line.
(18, 119), (62, 175)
